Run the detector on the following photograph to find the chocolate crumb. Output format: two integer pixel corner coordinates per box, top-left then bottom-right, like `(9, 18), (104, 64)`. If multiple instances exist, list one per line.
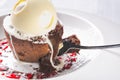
(8, 14), (11, 16)
(18, 52), (25, 56)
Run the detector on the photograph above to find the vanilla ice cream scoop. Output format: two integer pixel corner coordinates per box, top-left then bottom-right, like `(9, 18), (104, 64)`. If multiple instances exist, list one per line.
(11, 0), (57, 35)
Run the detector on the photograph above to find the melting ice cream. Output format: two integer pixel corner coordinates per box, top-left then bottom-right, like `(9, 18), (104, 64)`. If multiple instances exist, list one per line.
(11, 0), (57, 35)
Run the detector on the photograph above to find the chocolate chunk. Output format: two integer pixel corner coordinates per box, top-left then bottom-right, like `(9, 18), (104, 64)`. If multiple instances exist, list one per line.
(39, 53), (55, 73)
(39, 53), (60, 73)
(48, 22), (63, 58)
(58, 35), (80, 56)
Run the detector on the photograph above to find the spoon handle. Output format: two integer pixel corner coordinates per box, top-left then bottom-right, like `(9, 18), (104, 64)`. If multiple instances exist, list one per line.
(58, 41), (120, 56)
(75, 44), (120, 49)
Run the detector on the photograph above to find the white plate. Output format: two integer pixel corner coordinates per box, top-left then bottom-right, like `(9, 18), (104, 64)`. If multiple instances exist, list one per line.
(0, 10), (103, 79)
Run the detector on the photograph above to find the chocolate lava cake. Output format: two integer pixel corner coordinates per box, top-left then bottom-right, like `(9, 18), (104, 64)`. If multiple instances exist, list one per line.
(4, 22), (63, 62)
(3, 0), (81, 75)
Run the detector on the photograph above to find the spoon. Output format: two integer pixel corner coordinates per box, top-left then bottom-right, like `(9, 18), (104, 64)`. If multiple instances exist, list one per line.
(73, 44), (120, 49)
(58, 40), (120, 55)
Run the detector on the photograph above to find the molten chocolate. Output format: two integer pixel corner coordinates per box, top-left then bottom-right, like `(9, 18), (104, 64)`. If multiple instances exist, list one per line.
(39, 35), (80, 73)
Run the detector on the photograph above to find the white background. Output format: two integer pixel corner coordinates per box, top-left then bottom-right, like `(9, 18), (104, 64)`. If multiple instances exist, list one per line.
(52, 0), (120, 25)
(0, 0), (120, 24)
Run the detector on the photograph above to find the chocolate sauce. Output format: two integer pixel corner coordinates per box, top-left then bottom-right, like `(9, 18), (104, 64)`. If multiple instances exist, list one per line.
(39, 35), (80, 73)
(39, 22), (63, 73)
